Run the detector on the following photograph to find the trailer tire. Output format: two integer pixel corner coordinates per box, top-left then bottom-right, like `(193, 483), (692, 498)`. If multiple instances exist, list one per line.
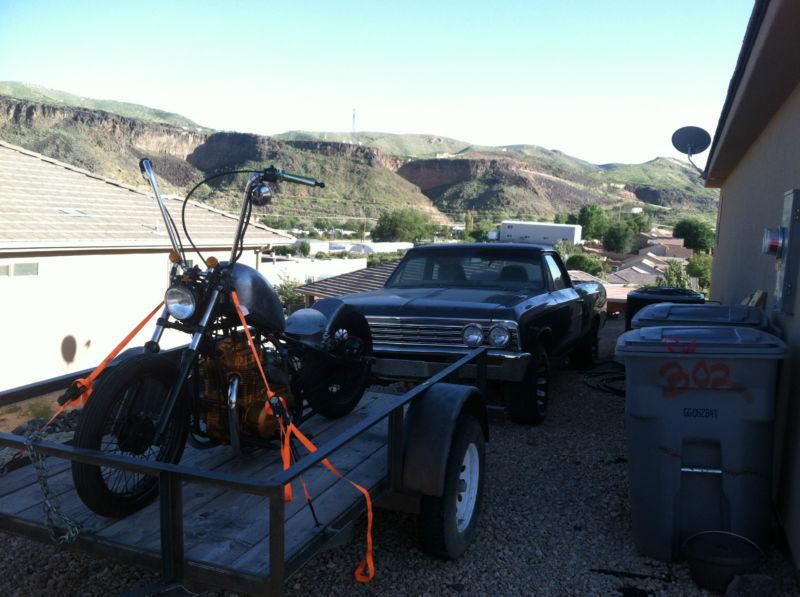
(419, 415), (485, 560)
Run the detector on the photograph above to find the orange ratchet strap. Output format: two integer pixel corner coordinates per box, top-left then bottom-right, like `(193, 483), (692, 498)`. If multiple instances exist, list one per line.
(230, 290), (375, 583)
(48, 301), (165, 428)
(230, 291), (294, 501)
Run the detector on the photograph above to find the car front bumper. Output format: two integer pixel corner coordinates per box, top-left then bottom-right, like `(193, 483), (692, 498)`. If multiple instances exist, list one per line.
(371, 344), (531, 383)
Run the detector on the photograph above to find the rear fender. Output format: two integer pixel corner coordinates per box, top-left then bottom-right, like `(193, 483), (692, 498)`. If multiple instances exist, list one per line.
(402, 383), (487, 497)
(284, 298), (372, 351)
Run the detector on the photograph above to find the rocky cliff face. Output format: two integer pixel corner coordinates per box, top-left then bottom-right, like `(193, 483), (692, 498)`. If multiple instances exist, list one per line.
(0, 96), (206, 159)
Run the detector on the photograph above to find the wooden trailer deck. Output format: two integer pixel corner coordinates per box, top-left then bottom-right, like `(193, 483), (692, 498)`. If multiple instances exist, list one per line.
(0, 392), (392, 595)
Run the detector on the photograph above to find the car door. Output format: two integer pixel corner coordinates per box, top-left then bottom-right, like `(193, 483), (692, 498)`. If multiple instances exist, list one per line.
(543, 253), (583, 353)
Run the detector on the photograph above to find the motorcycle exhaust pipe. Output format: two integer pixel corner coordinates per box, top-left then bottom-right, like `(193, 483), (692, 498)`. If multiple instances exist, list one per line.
(227, 374), (242, 457)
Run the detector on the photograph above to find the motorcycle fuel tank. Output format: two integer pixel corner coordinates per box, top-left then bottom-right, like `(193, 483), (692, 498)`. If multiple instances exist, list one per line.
(227, 263), (286, 332)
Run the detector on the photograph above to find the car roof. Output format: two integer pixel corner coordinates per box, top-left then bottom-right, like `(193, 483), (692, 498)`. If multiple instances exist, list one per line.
(408, 242), (551, 253)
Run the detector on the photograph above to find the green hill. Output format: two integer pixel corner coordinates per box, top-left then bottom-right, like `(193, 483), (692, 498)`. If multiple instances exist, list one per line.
(276, 131), (472, 158)
(0, 83), (718, 226)
(0, 81), (207, 130)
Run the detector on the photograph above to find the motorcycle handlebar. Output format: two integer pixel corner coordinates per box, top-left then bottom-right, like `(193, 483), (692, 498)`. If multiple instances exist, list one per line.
(262, 166), (325, 188)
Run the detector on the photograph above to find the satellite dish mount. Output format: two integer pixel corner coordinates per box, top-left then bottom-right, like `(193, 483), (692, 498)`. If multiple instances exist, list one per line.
(671, 126), (711, 176)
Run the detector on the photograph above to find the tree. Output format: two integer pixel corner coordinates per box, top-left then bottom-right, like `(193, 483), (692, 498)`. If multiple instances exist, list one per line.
(464, 210), (476, 234)
(578, 205), (608, 240)
(566, 253), (606, 276)
(687, 253), (713, 291)
(297, 240), (311, 257)
(602, 221), (634, 253)
(275, 276), (304, 310)
(467, 217), (495, 242)
(371, 208), (434, 242)
(554, 240), (578, 259)
(673, 218), (715, 251)
(656, 260), (692, 288)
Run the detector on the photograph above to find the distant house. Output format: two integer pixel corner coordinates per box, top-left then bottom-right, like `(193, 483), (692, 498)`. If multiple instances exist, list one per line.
(702, 0), (800, 568)
(0, 140), (293, 390)
(639, 243), (693, 260)
(297, 260), (401, 306)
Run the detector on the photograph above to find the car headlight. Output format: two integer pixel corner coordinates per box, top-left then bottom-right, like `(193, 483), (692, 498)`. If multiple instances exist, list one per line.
(489, 324), (510, 347)
(165, 285), (196, 321)
(462, 324), (484, 347)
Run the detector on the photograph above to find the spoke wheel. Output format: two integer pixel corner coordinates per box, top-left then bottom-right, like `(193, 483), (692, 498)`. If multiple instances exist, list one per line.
(72, 354), (189, 517)
(299, 310), (372, 419)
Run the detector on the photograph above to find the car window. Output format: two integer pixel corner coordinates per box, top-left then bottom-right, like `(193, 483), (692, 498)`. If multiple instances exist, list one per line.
(544, 254), (566, 290)
(387, 249), (545, 291)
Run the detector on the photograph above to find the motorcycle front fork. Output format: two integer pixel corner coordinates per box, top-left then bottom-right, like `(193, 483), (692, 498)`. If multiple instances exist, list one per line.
(154, 287), (222, 443)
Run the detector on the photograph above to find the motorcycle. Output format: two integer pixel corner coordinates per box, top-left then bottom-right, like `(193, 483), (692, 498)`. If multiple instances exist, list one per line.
(67, 160), (372, 517)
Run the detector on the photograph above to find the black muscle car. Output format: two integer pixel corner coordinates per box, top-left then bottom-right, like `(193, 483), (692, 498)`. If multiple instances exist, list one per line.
(338, 243), (607, 424)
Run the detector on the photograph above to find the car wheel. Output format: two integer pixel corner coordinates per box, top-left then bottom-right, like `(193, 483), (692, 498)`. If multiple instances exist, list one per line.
(571, 321), (599, 369)
(418, 415), (485, 560)
(504, 345), (549, 425)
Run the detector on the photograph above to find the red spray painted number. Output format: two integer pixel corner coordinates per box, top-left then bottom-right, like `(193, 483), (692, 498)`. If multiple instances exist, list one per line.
(658, 360), (751, 403)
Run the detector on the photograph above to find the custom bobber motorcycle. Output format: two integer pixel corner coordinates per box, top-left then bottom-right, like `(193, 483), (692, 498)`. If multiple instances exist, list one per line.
(68, 160), (372, 517)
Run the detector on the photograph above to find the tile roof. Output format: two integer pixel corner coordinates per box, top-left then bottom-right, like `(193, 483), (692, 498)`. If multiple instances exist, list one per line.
(298, 260), (401, 299)
(0, 140), (293, 253)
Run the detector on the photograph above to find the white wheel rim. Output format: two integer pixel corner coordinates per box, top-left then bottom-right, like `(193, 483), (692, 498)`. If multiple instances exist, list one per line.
(456, 442), (480, 533)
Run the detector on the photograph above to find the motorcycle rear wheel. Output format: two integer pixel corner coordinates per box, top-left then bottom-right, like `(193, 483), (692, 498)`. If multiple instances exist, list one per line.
(301, 310), (372, 419)
(72, 353), (189, 517)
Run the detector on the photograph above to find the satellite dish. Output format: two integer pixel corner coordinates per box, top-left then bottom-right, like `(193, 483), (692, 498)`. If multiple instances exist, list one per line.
(671, 126), (711, 176)
(671, 126), (711, 155)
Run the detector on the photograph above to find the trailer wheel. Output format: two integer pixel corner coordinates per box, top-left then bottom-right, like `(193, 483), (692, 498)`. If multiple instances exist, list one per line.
(419, 415), (485, 560)
(504, 345), (549, 425)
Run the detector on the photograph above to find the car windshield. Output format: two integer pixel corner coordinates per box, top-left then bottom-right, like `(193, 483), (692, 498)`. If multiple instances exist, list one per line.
(386, 248), (545, 291)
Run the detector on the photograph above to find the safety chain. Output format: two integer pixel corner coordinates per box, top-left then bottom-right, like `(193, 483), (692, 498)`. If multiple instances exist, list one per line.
(23, 429), (82, 544)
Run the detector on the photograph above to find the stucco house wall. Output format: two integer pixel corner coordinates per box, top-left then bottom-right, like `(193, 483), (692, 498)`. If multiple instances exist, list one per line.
(711, 79), (800, 567)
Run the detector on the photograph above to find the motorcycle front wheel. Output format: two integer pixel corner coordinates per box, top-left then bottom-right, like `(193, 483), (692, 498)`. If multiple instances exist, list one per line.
(72, 353), (189, 517)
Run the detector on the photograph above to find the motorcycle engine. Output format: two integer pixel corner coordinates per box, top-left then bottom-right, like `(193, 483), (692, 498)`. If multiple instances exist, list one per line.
(198, 336), (295, 443)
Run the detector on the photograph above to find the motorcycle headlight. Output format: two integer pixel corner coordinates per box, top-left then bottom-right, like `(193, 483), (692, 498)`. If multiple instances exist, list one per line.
(165, 285), (196, 321)
(489, 324), (510, 347)
(462, 324), (484, 348)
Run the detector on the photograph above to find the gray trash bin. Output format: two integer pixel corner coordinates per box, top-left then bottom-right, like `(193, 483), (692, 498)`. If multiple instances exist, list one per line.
(615, 326), (786, 561)
(632, 303), (770, 331)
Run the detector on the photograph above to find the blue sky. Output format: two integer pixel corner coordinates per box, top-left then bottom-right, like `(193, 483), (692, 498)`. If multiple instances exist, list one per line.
(0, 0), (753, 164)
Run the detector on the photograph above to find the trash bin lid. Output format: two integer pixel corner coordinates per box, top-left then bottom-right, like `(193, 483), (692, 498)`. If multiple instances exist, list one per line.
(627, 286), (705, 301)
(615, 326), (786, 358)
(632, 303), (769, 329)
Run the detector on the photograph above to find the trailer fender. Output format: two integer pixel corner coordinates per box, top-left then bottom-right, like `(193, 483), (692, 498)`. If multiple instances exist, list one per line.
(402, 383), (488, 497)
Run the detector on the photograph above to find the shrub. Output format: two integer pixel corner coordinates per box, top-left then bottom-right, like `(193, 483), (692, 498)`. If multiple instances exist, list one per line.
(372, 208), (434, 242)
(687, 253), (713, 291)
(656, 260), (692, 288)
(566, 253), (606, 276)
(297, 240), (311, 257)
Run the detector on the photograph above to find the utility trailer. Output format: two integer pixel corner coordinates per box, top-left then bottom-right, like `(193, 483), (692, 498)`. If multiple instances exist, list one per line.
(0, 349), (489, 596)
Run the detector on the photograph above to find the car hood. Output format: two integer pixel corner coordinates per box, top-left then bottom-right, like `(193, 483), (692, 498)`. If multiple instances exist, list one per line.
(340, 286), (544, 319)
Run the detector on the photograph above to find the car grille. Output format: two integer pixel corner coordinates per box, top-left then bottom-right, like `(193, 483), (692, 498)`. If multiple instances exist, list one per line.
(366, 317), (520, 349)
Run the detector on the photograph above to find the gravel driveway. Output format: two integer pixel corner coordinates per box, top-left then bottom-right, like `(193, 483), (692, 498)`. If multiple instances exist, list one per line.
(1, 318), (797, 596)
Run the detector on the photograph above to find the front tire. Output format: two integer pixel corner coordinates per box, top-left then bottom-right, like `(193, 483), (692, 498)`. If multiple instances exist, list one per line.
(505, 345), (549, 425)
(72, 353), (189, 518)
(419, 415), (485, 560)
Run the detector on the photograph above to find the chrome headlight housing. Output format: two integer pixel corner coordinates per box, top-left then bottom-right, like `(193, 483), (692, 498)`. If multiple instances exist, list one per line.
(165, 285), (196, 321)
(462, 324), (484, 348)
(488, 324), (510, 347)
